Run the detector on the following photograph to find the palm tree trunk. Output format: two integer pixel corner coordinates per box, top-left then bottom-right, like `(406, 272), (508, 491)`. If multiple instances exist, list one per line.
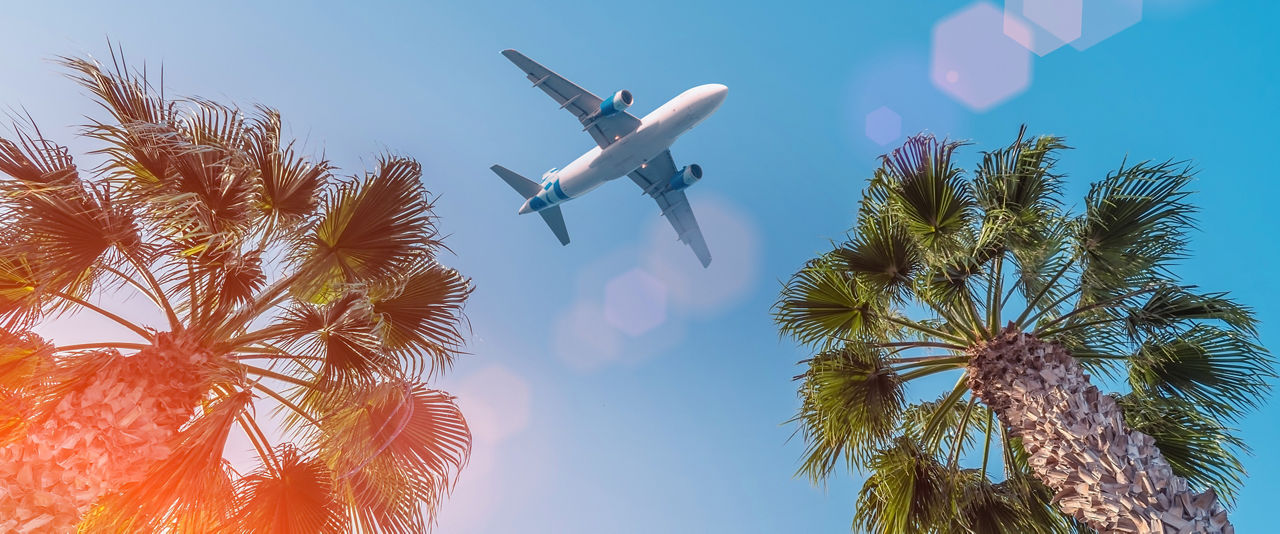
(0, 334), (213, 532)
(967, 328), (1232, 534)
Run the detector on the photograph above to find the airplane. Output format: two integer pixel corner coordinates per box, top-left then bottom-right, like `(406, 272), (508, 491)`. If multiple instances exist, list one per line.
(490, 49), (728, 267)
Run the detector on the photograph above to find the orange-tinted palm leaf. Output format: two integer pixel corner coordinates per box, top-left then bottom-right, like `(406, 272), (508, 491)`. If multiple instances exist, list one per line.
(319, 381), (470, 532)
(0, 329), (51, 390)
(0, 126), (79, 187)
(231, 443), (347, 534)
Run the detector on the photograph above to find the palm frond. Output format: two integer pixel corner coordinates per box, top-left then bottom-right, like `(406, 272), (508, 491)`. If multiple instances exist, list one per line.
(271, 292), (397, 426)
(1126, 285), (1257, 338)
(1076, 160), (1196, 298)
(774, 258), (883, 346)
(0, 124), (79, 187)
(973, 126), (1067, 223)
(833, 215), (920, 303)
(948, 472), (1040, 534)
(900, 392), (986, 457)
(318, 381), (469, 532)
(10, 182), (141, 301)
(61, 53), (177, 190)
(295, 156), (440, 298)
(275, 292), (393, 385)
(231, 443), (347, 534)
(369, 261), (472, 378)
(792, 344), (904, 481)
(60, 52), (171, 126)
(1127, 324), (1273, 420)
(852, 437), (950, 534)
(0, 329), (51, 390)
(878, 134), (974, 250)
(1118, 393), (1247, 504)
(246, 107), (328, 226)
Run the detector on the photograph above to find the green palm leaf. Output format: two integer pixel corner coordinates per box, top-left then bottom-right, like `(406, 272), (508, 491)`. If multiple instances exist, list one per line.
(1118, 393), (1247, 503)
(852, 437), (949, 534)
(776, 258), (882, 346)
(879, 134), (974, 249)
(793, 343), (904, 480)
(1127, 324), (1273, 420)
(1076, 160), (1195, 297)
(834, 215), (920, 303)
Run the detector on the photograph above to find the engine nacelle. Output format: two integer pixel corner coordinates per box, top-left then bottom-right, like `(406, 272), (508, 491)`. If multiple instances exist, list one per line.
(541, 167), (559, 185)
(668, 164), (703, 191)
(599, 90), (633, 116)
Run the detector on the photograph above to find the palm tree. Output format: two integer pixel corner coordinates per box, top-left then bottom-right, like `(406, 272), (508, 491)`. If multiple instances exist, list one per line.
(774, 128), (1272, 533)
(0, 50), (472, 532)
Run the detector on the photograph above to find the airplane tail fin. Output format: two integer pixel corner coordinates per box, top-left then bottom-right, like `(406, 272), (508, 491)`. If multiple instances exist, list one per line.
(491, 164), (542, 198)
(490, 164), (570, 246)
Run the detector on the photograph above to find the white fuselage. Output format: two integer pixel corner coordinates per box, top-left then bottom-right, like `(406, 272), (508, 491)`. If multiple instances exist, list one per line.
(519, 83), (728, 214)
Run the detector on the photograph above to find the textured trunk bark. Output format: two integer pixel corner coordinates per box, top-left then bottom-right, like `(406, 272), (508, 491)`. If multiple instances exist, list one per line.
(967, 328), (1231, 534)
(0, 334), (213, 532)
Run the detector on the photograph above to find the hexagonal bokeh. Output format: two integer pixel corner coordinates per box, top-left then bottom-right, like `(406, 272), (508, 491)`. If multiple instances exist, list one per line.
(1003, 1), (1067, 56)
(932, 2), (1033, 112)
(554, 298), (623, 371)
(1071, 0), (1142, 51)
(642, 194), (759, 316)
(603, 268), (668, 337)
(1024, 0), (1082, 42)
(864, 106), (902, 146)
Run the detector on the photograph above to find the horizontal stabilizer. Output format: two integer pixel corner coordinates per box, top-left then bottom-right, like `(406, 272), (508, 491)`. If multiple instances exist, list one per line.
(491, 164), (542, 199)
(491, 164), (570, 245)
(539, 206), (570, 246)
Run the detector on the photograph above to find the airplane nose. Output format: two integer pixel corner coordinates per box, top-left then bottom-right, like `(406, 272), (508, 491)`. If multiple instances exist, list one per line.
(518, 199), (533, 214)
(702, 83), (728, 111)
(708, 84), (728, 102)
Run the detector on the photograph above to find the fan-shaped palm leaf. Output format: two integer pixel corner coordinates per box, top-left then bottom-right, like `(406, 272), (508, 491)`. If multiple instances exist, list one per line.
(369, 261), (472, 377)
(231, 443), (347, 534)
(246, 107), (328, 226)
(319, 381), (469, 533)
(852, 437), (950, 534)
(296, 157), (440, 298)
(793, 343), (904, 480)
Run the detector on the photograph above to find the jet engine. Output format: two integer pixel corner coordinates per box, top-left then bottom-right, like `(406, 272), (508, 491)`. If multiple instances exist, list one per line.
(541, 167), (559, 184)
(599, 90), (634, 116)
(668, 164), (703, 191)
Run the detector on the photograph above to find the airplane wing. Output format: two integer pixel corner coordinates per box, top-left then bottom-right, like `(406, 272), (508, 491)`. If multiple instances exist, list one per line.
(501, 49), (641, 149)
(628, 150), (712, 267)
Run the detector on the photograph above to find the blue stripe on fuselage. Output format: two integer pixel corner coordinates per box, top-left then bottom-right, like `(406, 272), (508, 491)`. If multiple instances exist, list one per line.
(552, 179), (568, 200)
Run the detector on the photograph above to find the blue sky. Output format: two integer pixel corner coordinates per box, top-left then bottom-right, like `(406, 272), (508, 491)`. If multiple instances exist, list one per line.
(2, 0), (1277, 532)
